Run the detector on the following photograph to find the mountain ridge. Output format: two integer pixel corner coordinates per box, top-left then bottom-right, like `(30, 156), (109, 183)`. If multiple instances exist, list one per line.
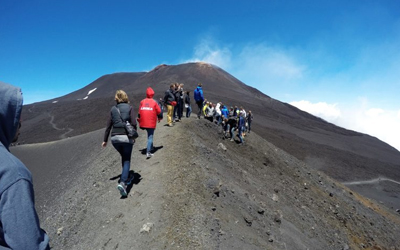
(11, 118), (400, 249)
(16, 62), (400, 211)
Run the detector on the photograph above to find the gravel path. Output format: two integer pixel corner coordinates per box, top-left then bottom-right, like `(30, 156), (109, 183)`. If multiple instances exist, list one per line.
(11, 117), (400, 249)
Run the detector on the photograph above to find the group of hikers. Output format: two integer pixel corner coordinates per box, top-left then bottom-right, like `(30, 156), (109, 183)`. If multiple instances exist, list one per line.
(164, 83), (254, 144)
(0, 81), (253, 249)
(102, 83), (254, 198)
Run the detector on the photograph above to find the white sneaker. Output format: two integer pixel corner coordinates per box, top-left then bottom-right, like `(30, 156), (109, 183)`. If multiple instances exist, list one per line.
(146, 152), (154, 158)
(117, 183), (127, 197)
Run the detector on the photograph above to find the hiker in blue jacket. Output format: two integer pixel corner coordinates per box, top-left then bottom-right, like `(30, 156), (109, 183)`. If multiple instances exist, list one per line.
(0, 82), (50, 250)
(221, 105), (229, 120)
(193, 83), (204, 119)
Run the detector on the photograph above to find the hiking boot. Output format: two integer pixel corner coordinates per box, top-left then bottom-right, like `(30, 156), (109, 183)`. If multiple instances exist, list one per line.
(146, 152), (154, 159)
(117, 182), (127, 197)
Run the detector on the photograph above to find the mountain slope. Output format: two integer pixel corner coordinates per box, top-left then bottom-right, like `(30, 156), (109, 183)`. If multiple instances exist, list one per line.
(12, 118), (400, 249)
(16, 62), (400, 210)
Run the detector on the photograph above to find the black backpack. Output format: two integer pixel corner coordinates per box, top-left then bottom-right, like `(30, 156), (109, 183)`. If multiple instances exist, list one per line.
(116, 107), (138, 139)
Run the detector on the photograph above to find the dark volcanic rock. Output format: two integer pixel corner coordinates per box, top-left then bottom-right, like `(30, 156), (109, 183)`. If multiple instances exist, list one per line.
(16, 62), (400, 210)
(12, 118), (400, 249)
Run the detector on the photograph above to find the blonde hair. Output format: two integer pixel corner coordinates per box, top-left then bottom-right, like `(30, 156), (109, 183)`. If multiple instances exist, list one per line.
(115, 90), (129, 103)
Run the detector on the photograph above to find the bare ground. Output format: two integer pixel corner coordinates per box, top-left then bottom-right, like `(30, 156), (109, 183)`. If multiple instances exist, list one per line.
(11, 117), (400, 250)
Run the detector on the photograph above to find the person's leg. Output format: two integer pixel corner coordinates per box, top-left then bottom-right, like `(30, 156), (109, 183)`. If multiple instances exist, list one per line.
(225, 124), (230, 137)
(188, 106), (192, 117)
(112, 142), (133, 196)
(230, 126), (235, 140)
(178, 103), (182, 120)
(167, 105), (173, 125)
(173, 105), (177, 121)
(216, 115), (220, 125)
(197, 101), (203, 118)
(179, 101), (183, 119)
(238, 128), (244, 144)
(120, 143), (133, 183)
(248, 121), (251, 133)
(146, 128), (155, 155)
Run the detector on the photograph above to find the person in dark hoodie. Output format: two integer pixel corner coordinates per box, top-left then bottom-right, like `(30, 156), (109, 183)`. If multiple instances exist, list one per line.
(163, 83), (176, 127)
(102, 90), (137, 197)
(0, 82), (50, 250)
(137, 87), (162, 159)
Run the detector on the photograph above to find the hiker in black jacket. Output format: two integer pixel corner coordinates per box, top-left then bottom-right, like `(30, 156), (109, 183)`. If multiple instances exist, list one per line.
(224, 117), (238, 141)
(247, 110), (253, 133)
(185, 90), (192, 118)
(164, 84), (176, 127)
(173, 83), (181, 122)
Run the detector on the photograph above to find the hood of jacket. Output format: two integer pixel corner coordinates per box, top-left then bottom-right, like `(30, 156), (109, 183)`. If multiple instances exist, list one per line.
(146, 87), (155, 98)
(0, 82), (23, 150)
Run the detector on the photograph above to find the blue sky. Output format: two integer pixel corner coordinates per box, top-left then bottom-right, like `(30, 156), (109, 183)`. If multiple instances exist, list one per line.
(1, 0), (400, 150)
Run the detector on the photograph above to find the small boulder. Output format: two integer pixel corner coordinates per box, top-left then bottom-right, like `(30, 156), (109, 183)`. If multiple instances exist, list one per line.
(57, 227), (63, 236)
(274, 210), (283, 224)
(140, 222), (154, 233)
(217, 143), (227, 151)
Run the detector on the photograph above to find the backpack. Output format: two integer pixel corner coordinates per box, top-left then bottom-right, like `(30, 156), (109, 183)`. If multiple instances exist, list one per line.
(116, 107), (138, 139)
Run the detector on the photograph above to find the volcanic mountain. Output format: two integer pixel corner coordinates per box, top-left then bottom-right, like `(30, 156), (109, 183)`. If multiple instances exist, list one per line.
(8, 62), (400, 249)
(17, 62), (400, 210)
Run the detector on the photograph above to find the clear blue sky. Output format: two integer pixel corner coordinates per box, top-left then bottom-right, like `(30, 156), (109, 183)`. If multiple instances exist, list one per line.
(1, 0), (400, 150)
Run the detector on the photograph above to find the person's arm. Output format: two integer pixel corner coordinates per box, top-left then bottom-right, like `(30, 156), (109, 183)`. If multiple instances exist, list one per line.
(129, 106), (137, 130)
(102, 112), (113, 147)
(155, 101), (161, 115)
(0, 180), (50, 250)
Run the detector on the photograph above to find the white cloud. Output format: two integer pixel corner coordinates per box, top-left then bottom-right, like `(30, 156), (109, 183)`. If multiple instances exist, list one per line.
(184, 38), (232, 69)
(289, 100), (341, 122)
(365, 108), (384, 117)
(235, 44), (305, 81)
(291, 99), (400, 151)
(183, 40), (305, 90)
(184, 38), (400, 151)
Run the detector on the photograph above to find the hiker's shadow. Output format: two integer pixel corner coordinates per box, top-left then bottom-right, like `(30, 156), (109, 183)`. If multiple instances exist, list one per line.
(109, 170), (142, 198)
(139, 145), (164, 155)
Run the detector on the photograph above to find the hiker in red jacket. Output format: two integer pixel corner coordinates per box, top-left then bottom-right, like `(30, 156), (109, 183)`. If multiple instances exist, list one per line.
(138, 87), (162, 158)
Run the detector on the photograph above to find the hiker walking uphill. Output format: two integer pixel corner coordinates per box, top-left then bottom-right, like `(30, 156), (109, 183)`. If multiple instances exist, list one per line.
(194, 83), (205, 119)
(164, 84), (176, 127)
(0, 82), (50, 250)
(102, 90), (137, 197)
(138, 87), (162, 159)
